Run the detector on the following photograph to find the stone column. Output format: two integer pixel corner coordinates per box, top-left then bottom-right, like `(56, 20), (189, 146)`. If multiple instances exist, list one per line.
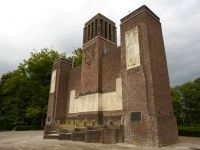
(83, 27), (87, 44)
(90, 23), (92, 40)
(110, 25), (114, 42)
(87, 24), (90, 41)
(97, 18), (100, 36)
(95, 19), (98, 37)
(107, 23), (110, 40)
(113, 27), (116, 43)
(102, 20), (105, 38)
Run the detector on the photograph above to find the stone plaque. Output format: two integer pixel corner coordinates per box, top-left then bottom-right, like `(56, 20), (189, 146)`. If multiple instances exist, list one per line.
(125, 26), (140, 70)
(50, 69), (57, 93)
(131, 112), (141, 121)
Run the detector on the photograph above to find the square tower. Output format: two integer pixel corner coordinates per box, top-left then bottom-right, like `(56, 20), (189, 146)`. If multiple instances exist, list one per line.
(120, 5), (178, 146)
(81, 13), (117, 95)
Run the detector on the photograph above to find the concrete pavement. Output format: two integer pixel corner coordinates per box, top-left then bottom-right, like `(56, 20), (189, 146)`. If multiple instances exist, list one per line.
(0, 131), (199, 150)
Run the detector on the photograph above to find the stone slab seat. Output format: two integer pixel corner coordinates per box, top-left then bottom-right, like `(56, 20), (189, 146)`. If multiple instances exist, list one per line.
(45, 130), (57, 134)
(58, 133), (72, 140)
(74, 127), (87, 131)
(71, 131), (86, 141)
(85, 130), (102, 143)
(101, 128), (120, 144)
(43, 133), (59, 139)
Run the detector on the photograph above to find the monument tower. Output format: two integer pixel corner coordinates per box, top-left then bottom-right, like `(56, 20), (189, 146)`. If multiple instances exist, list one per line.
(120, 5), (178, 146)
(45, 5), (178, 147)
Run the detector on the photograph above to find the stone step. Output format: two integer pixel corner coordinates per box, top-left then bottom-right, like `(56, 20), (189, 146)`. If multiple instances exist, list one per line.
(43, 133), (59, 139)
(58, 133), (72, 140)
(85, 130), (102, 143)
(45, 130), (57, 134)
(71, 131), (86, 141)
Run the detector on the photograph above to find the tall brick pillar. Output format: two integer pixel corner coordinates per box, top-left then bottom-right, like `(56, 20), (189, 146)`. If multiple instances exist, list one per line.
(81, 13), (117, 95)
(46, 58), (72, 125)
(79, 13), (117, 126)
(120, 5), (178, 146)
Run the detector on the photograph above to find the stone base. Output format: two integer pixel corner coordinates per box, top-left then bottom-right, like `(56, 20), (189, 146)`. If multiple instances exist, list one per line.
(72, 131), (86, 141)
(85, 130), (102, 143)
(58, 133), (72, 140)
(102, 128), (119, 144)
(43, 134), (59, 139)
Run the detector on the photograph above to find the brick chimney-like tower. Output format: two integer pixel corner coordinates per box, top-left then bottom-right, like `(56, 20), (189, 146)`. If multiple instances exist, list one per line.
(120, 5), (178, 146)
(81, 13), (117, 95)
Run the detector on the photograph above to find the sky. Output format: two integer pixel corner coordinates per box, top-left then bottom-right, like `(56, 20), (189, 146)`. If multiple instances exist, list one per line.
(0, 0), (200, 87)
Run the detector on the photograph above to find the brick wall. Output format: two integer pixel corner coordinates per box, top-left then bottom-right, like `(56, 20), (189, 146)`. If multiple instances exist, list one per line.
(120, 5), (178, 146)
(81, 37), (117, 95)
(101, 46), (121, 93)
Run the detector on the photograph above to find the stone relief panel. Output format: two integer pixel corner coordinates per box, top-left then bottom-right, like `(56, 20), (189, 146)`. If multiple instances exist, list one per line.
(69, 78), (122, 113)
(84, 43), (96, 65)
(50, 69), (57, 93)
(125, 26), (140, 70)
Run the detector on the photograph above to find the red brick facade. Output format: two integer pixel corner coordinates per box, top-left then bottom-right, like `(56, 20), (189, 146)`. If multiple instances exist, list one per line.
(45, 5), (178, 146)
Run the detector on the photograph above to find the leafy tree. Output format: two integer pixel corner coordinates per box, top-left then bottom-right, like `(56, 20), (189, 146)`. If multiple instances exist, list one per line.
(0, 48), (65, 127)
(171, 78), (200, 125)
(67, 47), (83, 66)
(0, 70), (30, 126)
(20, 48), (66, 126)
(171, 87), (185, 124)
(0, 47), (83, 128)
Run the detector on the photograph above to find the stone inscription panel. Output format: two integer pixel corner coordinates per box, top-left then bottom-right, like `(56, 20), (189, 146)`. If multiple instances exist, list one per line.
(50, 69), (57, 93)
(125, 26), (140, 70)
(69, 78), (122, 113)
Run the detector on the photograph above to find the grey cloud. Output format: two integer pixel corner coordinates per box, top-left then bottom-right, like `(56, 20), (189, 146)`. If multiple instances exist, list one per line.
(0, 0), (200, 87)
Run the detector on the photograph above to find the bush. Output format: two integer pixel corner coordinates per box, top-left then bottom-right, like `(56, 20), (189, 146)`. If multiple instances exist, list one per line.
(178, 125), (200, 137)
(0, 126), (14, 131)
(13, 126), (44, 131)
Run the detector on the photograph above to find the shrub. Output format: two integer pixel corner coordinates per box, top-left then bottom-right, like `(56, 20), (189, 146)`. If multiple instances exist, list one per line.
(0, 126), (14, 131)
(178, 125), (200, 137)
(13, 126), (44, 131)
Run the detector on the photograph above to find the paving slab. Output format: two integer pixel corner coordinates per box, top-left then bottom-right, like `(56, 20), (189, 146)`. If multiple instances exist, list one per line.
(0, 131), (199, 150)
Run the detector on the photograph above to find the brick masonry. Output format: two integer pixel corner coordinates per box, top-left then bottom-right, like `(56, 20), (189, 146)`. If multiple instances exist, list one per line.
(45, 5), (178, 147)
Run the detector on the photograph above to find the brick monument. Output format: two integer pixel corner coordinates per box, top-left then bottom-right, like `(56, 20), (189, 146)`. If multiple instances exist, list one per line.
(44, 5), (178, 146)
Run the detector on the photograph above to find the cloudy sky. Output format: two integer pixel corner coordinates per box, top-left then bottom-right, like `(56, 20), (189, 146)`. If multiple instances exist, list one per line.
(0, 0), (200, 86)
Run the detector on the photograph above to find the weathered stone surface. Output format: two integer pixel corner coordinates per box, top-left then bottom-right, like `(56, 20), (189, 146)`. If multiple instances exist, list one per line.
(102, 128), (119, 144)
(71, 131), (86, 141)
(58, 133), (72, 140)
(85, 130), (102, 143)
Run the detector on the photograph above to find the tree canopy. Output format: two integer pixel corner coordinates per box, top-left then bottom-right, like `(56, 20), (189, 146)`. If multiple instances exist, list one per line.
(67, 47), (82, 66)
(0, 48), (67, 127)
(171, 77), (200, 125)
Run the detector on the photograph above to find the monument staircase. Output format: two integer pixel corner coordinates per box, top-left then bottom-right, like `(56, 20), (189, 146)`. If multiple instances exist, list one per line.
(44, 124), (124, 144)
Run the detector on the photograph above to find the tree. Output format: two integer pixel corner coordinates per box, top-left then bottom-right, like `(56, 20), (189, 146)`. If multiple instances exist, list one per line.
(0, 47), (82, 127)
(0, 48), (65, 127)
(20, 48), (66, 126)
(0, 70), (30, 126)
(67, 48), (83, 66)
(171, 78), (200, 125)
(171, 87), (185, 124)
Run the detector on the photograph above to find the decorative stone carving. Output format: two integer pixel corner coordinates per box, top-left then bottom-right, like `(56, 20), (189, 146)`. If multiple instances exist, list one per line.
(84, 43), (96, 65)
(125, 26), (140, 70)
(50, 69), (57, 93)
